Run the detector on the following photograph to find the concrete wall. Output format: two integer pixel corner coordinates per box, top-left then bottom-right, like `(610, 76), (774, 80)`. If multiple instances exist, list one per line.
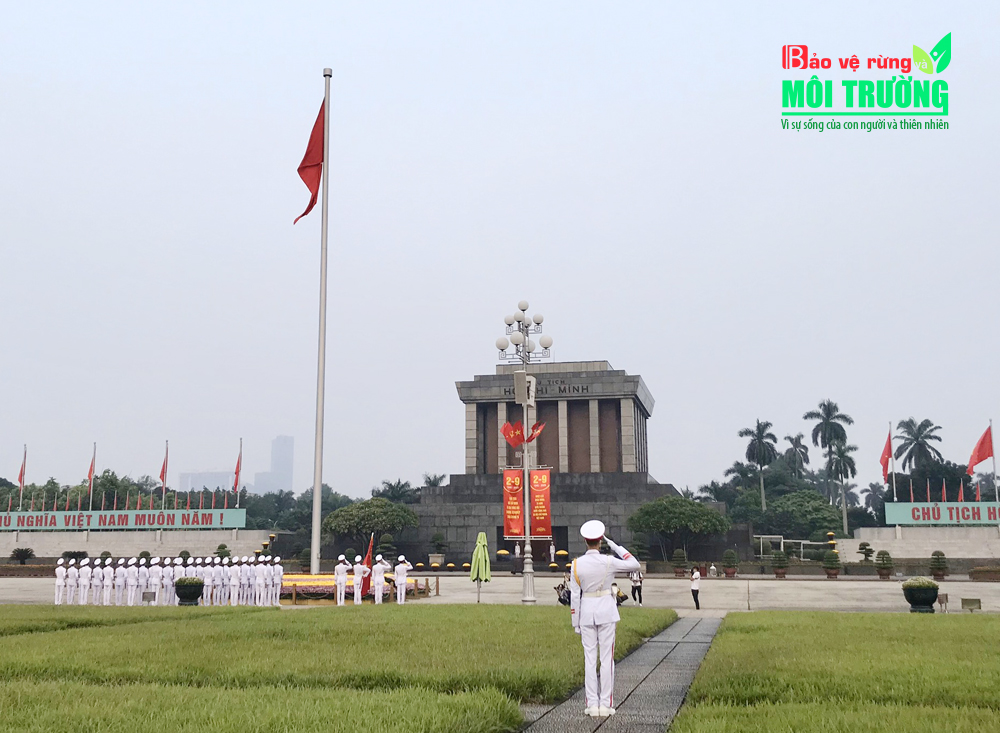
(409, 472), (677, 561)
(849, 526), (1000, 560)
(0, 529), (273, 558)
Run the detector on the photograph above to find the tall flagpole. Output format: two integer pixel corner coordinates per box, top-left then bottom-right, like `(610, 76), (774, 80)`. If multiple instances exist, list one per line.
(162, 440), (169, 509)
(88, 443), (96, 511)
(889, 421), (897, 502)
(310, 67), (333, 575)
(991, 419), (997, 508)
(18, 444), (26, 511)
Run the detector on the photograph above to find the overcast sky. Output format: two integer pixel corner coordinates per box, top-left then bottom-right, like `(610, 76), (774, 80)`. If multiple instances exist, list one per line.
(2, 3), (996, 499)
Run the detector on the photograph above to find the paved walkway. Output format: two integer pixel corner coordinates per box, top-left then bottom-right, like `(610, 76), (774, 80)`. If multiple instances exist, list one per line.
(522, 615), (722, 733)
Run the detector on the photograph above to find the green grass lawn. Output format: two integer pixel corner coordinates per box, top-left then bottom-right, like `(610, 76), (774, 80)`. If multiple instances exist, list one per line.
(672, 611), (1000, 733)
(0, 604), (675, 732)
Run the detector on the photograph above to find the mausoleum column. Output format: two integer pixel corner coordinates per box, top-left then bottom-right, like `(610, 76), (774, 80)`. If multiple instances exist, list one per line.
(497, 402), (507, 473)
(558, 400), (569, 473)
(589, 399), (600, 473)
(465, 403), (477, 474)
(620, 398), (637, 472)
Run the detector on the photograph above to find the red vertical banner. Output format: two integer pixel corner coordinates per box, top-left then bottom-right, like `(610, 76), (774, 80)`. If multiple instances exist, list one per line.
(502, 469), (525, 537)
(529, 469), (552, 537)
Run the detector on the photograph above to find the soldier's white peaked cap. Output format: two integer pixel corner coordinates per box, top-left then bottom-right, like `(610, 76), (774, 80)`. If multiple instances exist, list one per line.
(338, 554), (346, 561)
(57, 558), (64, 565)
(375, 554), (383, 561)
(128, 558), (136, 566)
(398, 555), (406, 561)
(105, 558), (112, 565)
(354, 555), (362, 563)
(117, 558), (125, 565)
(214, 557), (221, 564)
(81, 558), (89, 566)
(273, 556), (280, 562)
(580, 520), (606, 540)
(68, 559), (76, 565)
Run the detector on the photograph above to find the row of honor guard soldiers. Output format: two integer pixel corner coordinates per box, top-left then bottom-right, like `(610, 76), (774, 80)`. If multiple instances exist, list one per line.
(54, 555), (284, 607)
(333, 553), (413, 605)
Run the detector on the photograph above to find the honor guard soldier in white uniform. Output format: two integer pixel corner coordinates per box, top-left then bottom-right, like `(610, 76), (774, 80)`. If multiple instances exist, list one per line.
(252, 556), (266, 606)
(218, 558), (230, 606)
(229, 558), (242, 606)
(570, 520), (640, 718)
(352, 555), (370, 605)
(271, 557), (283, 607)
(212, 557), (224, 605)
(149, 558), (163, 605)
(262, 557), (274, 606)
(126, 558), (140, 606)
(334, 555), (349, 606)
(371, 554), (391, 604)
(66, 559), (78, 604)
(78, 558), (93, 605)
(54, 559), (66, 605)
(203, 558), (216, 606)
(161, 558), (174, 606)
(90, 558), (103, 605)
(394, 555), (413, 605)
(114, 559), (127, 605)
(137, 558), (150, 604)
(239, 557), (253, 605)
(103, 558), (114, 606)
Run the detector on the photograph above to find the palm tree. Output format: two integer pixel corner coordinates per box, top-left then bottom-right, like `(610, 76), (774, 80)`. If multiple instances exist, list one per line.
(860, 482), (887, 514)
(723, 461), (758, 491)
(422, 473), (447, 488)
(894, 418), (944, 470)
(738, 420), (778, 511)
(803, 400), (854, 503)
(828, 441), (858, 534)
(783, 433), (810, 478)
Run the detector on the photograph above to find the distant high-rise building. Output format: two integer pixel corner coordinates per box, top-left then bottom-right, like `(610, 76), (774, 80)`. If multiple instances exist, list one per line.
(252, 435), (294, 495)
(179, 471), (238, 493)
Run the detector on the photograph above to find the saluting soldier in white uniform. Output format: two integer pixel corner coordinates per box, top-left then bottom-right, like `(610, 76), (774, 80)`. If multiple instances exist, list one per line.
(114, 559), (127, 606)
(371, 554), (391, 604)
(569, 520), (640, 719)
(103, 558), (114, 606)
(352, 555), (370, 605)
(126, 558), (140, 606)
(66, 559), (79, 605)
(334, 555), (349, 606)
(78, 558), (93, 605)
(90, 558), (103, 605)
(54, 559), (66, 605)
(394, 555), (413, 605)
(271, 557), (283, 607)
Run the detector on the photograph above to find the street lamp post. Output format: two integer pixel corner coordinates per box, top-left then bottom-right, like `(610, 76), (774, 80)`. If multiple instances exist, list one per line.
(496, 300), (553, 605)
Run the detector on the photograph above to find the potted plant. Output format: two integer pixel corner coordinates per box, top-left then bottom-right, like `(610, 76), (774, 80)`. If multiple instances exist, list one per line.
(722, 549), (738, 578)
(875, 550), (893, 580)
(771, 550), (788, 579)
(857, 542), (874, 563)
(902, 577), (939, 613)
(175, 576), (204, 606)
(429, 532), (448, 566)
(822, 550), (841, 579)
(671, 549), (688, 578)
(930, 550), (948, 580)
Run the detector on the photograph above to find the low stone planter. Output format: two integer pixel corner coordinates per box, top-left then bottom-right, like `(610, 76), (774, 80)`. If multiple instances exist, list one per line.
(773, 568), (787, 579)
(877, 568), (892, 580)
(673, 568), (687, 578)
(824, 568), (840, 579)
(723, 567), (736, 578)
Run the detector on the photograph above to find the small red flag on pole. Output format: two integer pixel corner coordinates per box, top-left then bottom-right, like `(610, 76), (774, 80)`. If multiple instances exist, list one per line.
(293, 102), (325, 224)
(77, 493), (82, 511)
(101, 492), (105, 511)
(186, 492), (190, 510)
(114, 492), (118, 511)
(967, 425), (994, 476)
(212, 491), (216, 510)
(137, 493), (142, 511)
(909, 478), (914, 503)
(224, 492), (228, 509)
(958, 480), (964, 502)
(65, 492), (71, 511)
(942, 478), (947, 503)
(87, 443), (96, 511)
(6, 496), (10, 512)
(234, 438), (242, 508)
(926, 479), (931, 503)
(199, 492), (204, 510)
(360, 533), (374, 597)
(29, 494), (34, 511)
(879, 431), (892, 483)
(126, 491), (130, 510)
(17, 445), (26, 511)
(174, 491), (178, 510)
(160, 440), (169, 507)
(977, 482), (982, 502)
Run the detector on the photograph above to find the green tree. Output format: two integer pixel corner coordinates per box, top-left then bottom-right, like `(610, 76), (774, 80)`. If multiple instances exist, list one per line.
(829, 442), (858, 534)
(738, 420), (778, 512)
(422, 473), (446, 488)
(371, 479), (420, 504)
(10, 548), (35, 565)
(723, 461), (758, 492)
(322, 497), (419, 549)
(894, 418), (944, 471)
(783, 433), (810, 478)
(698, 480), (739, 510)
(758, 490), (842, 539)
(803, 399), (854, 505)
(627, 496), (731, 560)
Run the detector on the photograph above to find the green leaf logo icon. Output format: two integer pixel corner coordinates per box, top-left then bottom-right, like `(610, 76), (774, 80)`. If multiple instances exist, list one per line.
(913, 45), (934, 74)
(930, 32), (951, 73)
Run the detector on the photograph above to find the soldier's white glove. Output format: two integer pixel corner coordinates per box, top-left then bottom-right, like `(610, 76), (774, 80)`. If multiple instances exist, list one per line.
(604, 537), (624, 555)
(573, 626), (581, 635)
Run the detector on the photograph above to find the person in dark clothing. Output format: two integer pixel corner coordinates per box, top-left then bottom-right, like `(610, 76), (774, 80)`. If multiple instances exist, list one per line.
(629, 570), (643, 606)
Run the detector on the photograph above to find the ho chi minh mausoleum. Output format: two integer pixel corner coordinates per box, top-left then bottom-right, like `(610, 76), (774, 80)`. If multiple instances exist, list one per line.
(410, 361), (677, 559)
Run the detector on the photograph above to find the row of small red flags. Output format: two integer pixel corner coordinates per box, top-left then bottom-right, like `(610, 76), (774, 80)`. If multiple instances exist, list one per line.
(880, 424), (994, 502)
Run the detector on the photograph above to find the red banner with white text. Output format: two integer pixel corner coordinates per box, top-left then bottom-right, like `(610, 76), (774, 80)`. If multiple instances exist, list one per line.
(502, 470), (524, 538)
(529, 469), (552, 538)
